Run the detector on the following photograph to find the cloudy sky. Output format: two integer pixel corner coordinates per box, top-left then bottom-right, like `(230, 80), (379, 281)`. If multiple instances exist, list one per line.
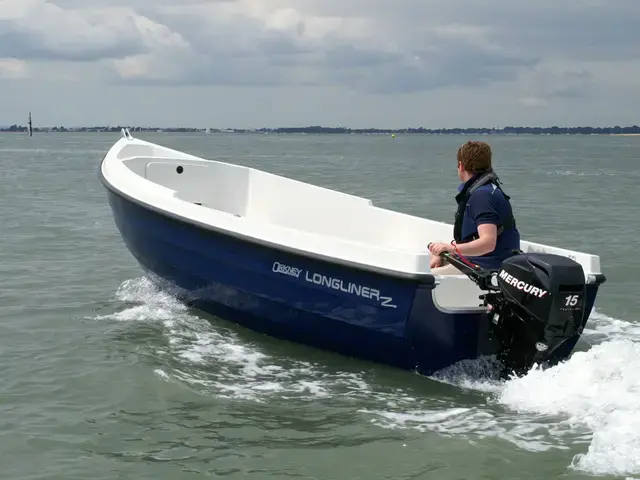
(1, 0), (639, 128)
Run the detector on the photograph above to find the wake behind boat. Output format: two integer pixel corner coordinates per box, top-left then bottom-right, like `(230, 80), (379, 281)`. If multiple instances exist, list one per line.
(99, 129), (606, 377)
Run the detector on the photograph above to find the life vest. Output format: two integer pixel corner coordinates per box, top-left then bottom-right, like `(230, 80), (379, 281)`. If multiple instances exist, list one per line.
(453, 169), (516, 244)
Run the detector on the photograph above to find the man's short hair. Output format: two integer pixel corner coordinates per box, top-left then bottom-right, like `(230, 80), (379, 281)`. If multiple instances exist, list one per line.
(457, 141), (492, 172)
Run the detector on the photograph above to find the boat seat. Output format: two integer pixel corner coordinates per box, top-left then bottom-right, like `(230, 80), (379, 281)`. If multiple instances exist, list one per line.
(432, 275), (488, 312)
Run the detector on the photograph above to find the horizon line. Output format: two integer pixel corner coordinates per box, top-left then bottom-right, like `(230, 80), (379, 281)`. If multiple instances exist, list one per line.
(1, 123), (640, 133)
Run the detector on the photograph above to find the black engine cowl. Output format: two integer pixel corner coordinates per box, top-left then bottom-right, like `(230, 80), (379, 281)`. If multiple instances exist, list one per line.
(489, 252), (587, 375)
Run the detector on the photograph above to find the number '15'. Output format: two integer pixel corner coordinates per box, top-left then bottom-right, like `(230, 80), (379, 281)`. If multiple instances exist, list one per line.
(565, 294), (579, 307)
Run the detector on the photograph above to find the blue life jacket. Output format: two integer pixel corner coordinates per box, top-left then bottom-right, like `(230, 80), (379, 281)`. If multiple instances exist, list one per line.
(453, 169), (520, 269)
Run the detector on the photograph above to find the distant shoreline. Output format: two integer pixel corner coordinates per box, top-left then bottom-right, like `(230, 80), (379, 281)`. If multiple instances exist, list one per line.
(1, 125), (639, 135)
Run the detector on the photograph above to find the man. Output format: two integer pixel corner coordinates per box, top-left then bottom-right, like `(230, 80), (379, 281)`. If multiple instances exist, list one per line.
(428, 140), (520, 275)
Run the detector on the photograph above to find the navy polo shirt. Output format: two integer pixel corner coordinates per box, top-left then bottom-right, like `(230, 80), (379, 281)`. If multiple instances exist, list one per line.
(456, 177), (521, 269)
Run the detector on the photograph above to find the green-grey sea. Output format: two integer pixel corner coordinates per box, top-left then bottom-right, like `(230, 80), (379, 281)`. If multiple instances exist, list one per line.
(1, 132), (639, 479)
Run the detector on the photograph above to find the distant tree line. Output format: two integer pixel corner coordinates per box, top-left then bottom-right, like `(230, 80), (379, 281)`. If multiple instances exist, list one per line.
(255, 125), (640, 135)
(1, 124), (639, 135)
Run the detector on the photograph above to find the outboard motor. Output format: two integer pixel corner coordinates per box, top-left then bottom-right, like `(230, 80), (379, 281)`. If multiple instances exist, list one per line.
(440, 251), (587, 376)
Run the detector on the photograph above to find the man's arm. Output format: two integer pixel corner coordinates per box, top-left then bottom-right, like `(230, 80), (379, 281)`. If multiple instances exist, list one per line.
(454, 224), (497, 256)
(428, 191), (501, 258)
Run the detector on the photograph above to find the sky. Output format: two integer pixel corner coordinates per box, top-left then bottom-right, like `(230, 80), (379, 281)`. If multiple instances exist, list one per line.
(1, 0), (639, 129)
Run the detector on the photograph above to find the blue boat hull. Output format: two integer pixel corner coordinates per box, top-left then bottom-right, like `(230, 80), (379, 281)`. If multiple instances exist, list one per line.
(104, 188), (601, 376)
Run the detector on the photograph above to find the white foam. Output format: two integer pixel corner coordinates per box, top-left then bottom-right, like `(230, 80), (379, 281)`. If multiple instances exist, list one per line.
(498, 338), (640, 477)
(583, 310), (640, 341)
(424, 308), (640, 476)
(95, 278), (640, 477)
(547, 170), (618, 176)
(360, 308), (640, 477)
(94, 276), (188, 322)
(95, 277), (378, 402)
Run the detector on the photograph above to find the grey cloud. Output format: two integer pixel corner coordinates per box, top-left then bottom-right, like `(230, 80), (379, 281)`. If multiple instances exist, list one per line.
(0, 3), (152, 62)
(106, 2), (543, 93)
(563, 69), (592, 80)
(0, 28), (146, 62)
(432, 1), (640, 61)
(549, 88), (588, 99)
(324, 45), (537, 94)
(519, 65), (597, 102)
(258, 36), (309, 56)
(4, 0), (640, 98)
(0, 1), (190, 62)
(50, 0), (226, 7)
(109, 48), (294, 87)
(294, 0), (640, 60)
(316, 27), (538, 94)
(323, 46), (401, 69)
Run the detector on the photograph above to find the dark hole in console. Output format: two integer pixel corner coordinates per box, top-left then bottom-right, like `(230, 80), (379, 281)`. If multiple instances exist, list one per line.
(176, 166), (183, 174)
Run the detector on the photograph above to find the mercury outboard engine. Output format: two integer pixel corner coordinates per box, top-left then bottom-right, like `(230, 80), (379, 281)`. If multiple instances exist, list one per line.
(441, 250), (588, 376)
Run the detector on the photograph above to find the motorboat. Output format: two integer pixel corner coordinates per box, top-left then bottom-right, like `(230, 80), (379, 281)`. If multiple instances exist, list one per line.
(99, 129), (607, 377)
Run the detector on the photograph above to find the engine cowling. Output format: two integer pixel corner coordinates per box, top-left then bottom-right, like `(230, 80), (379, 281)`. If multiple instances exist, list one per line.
(489, 252), (587, 375)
